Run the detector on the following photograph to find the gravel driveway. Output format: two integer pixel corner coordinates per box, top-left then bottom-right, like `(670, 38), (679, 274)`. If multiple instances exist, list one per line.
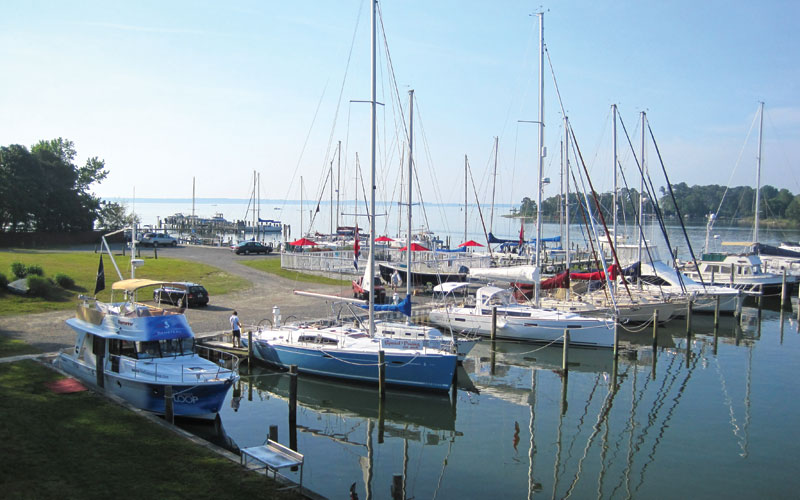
(0, 245), (351, 352)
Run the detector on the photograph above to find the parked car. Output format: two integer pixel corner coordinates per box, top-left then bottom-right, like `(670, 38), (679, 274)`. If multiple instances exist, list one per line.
(138, 232), (178, 247)
(234, 241), (273, 255)
(153, 282), (209, 308)
(352, 276), (387, 304)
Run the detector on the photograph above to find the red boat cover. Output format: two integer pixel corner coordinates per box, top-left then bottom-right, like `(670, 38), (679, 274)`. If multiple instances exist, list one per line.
(571, 264), (620, 281)
(540, 271), (570, 290)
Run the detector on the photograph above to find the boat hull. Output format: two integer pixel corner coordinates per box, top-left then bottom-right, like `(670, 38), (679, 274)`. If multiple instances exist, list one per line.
(379, 263), (467, 286)
(56, 354), (233, 419)
(251, 341), (456, 392)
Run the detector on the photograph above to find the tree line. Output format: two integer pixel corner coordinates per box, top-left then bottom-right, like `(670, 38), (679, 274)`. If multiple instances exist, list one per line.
(512, 183), (800, 226)
(0, 138), (135, 233)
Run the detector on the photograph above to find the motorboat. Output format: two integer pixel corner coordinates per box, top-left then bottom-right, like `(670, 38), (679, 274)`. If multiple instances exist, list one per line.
(57, 279), (239, 419)
(680, 252), (789, 296)
(428, 283), (616, 348)
(636, 260), (740, 314)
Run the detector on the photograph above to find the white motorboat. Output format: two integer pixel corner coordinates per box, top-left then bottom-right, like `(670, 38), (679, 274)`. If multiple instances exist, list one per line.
(57, 279), (239, 419)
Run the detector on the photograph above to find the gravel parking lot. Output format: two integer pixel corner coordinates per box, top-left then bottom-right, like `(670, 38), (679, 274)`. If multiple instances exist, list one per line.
(0, 245), (352, 352)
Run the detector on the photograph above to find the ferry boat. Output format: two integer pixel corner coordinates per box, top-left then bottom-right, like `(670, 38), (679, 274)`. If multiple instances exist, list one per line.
(57, 279), (239, 419)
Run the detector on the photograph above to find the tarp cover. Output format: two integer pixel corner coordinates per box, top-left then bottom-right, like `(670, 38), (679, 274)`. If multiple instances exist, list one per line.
(571, 264), (620, 281)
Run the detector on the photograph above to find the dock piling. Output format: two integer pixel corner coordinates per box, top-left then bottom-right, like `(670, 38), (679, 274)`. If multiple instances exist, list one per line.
(247, 331), (253, 371)
(562, 329), (569, 376)
(490, 306), (497, 341)
(714, 295), (721, 330)
(781, 269), (787, 310)
(613, 320), (619, 360)
(269, 425), (278, 442)
(686, 298), (693, 335)
(378, 350), (386, 400)
(392, 475), (403, 500)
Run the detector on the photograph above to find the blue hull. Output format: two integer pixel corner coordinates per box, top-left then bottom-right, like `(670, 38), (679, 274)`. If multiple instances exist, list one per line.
(251, 342), (456, 392)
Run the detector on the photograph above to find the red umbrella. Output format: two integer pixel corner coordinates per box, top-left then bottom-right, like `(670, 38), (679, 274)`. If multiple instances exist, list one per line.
(289, 238), (318, 246)
(374, 236), (395, 242)
(399, 242), (430, 251)
(458, 240), (484, 248)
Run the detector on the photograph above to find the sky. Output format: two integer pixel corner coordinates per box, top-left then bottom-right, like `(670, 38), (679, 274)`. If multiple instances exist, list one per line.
(1, 0), (799, 212)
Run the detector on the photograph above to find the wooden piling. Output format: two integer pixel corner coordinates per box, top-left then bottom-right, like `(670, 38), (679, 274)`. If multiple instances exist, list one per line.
(392, 475), (403, 500)
(613, 320), (619, 360)
(154, 245), (158, 259)
(378, 350), (386, 400)
(164, 385), (174, 424)
(714, 295), (721, 330)
(269, 425), (278, 442)
(562, 330), (570, 376)
(735, 290), (743, 319)
(686, 299), (693, 335)
(560, 372), (568, 415)
(288, 365), (298, 429)
(247, 331), (253, 371)
(652, 310), (658, 351)
(490, 306), (497, 341)
(781, 269), (787, 310)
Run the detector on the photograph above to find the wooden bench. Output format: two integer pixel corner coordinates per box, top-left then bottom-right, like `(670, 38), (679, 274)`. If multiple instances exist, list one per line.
(240, 440), (304, 490)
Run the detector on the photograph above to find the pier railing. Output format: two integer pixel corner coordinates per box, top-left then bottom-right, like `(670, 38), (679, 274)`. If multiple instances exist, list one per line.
(280, 250), (492, 277)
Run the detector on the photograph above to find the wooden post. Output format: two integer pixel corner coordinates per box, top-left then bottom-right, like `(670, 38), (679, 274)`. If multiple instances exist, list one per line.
(781, 269), (787, 310)
(378, 350), (386, 400)
(490, 306), (497, 341)
(154, 245), (158, 259)
(561, 330), (570, 376)
(560, 371), (568, 415)
(714, 295), (721, 330)
(378, 396), (385, 444)
(392, 474), (403, 500)
(269, 425), (278, 442)
(611, 355), (618, 392)
(613, 320), (619, 360)
(247, 331), (253, 371)
(686, 299), (693, 334)
(164, 385), (174, 424)
(288, 365), (298, 429)
(652, 310), (658, 351)
(735, 290), (743, 319)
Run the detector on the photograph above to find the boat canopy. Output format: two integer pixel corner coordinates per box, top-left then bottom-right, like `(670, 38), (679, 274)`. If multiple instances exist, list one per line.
(468, 265), (539, 284)
(433, 282), (471, 294)
(111, 279), (168, 292)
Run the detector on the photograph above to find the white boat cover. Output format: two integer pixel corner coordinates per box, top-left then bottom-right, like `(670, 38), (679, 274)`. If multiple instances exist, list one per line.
(468, 265), (539, 284)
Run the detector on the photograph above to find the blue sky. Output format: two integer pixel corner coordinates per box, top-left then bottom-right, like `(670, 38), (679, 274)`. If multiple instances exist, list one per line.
(1, 0), (798, 210)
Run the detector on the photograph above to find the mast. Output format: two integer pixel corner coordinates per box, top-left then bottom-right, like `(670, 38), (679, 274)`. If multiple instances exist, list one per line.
(612, 104), (618, 261)
(638, 111), (646, 269)
(330, 157), (334, 235)
(564, 116), (571, 300)
(300, 176), (303, 237)
(367, 0), (377, 336)
(754, 101), (764, 243)
(336, 140), (341, 231)
(490, 136), (499, 234)
(406, 89), (414, 312)
(464, 155), (468, 243)
(534, 12), (545, 306)
(257, 171), (261, 241)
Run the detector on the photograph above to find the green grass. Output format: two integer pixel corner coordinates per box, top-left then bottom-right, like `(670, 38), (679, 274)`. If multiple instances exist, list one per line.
(240, 256), (351, 286)
(0, 360), (300, 499)
(0, 250), (250, 317)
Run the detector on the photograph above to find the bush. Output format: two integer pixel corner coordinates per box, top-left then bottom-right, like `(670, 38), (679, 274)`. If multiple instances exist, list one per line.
(27, 275), (54, 298)
(26, 264), (44, 277)
(11, 262), (27, 279)
(54, 273), (75, 289)
(0, 273), (7, 289)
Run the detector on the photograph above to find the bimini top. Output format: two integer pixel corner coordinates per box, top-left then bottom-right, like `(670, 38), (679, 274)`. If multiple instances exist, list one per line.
(111, 279), (168, 292)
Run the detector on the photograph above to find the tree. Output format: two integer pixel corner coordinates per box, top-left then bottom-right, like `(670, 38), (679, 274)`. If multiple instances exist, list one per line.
(95, 202), (140, 231)
(0, 138), (107, 232)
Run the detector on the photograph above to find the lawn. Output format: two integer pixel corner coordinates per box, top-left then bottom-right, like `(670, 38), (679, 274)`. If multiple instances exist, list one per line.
(240, 256), (351, 286)
(0, 250), (250, 316)
(0, 360), (301, 499)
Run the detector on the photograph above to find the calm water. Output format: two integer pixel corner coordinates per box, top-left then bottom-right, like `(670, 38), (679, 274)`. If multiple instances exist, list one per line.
(188, 306), (800, 499)
(146, 198), (800, 498)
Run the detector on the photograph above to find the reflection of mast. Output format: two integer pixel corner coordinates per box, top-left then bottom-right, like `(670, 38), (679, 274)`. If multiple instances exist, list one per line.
(528, 370), (539, 499)
(360, 418), (374, 500)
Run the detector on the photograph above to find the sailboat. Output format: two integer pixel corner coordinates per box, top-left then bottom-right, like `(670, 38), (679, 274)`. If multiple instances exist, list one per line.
(428, 13), (616, 348)
(248, 1), (458, 391)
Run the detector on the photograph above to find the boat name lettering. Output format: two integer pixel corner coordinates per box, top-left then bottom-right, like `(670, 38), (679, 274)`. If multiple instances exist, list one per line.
(173, 394), (199, 404)
(119, 320), (133, 326)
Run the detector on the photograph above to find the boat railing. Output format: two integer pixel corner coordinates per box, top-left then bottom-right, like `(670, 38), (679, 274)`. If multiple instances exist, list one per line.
(108, 347), (239, 383)
(280, 249), (491, 275)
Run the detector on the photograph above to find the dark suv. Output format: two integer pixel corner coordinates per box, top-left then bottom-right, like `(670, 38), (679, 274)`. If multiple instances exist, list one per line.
(153, 282), (209, 307)
(234, 241), (273, 255)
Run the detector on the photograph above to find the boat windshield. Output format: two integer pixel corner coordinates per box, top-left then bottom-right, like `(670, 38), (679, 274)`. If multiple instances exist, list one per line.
(136, 338), (195, 359)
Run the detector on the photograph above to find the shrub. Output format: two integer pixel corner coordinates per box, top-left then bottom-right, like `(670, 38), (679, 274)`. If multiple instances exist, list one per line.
(54, 273), (75, 289)
(27, 275), (53, 298)
(0, 273), (7, 289)
(11, 262), (27, 279)
(26, 264), (44, 277)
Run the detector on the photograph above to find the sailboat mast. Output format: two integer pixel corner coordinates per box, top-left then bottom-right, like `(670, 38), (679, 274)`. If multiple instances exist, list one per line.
(336, 140), (341, 231)
(534, 12), (544, 306)
(253, 170), (257, 240)
(638, 111), (646, 267)
(612, 104), (618, 258)
(406, 89), (414, 304)
(368, 0), (377, 336)
(564, 116), (571, 300)
(300, 176), (303, 237)
(754, 101), (764, 244)
(464, 155), (468, 243)
(490, 136), (498, 235)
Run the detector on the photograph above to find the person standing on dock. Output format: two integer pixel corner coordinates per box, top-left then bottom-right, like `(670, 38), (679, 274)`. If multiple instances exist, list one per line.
(230, 311), (242, 348)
